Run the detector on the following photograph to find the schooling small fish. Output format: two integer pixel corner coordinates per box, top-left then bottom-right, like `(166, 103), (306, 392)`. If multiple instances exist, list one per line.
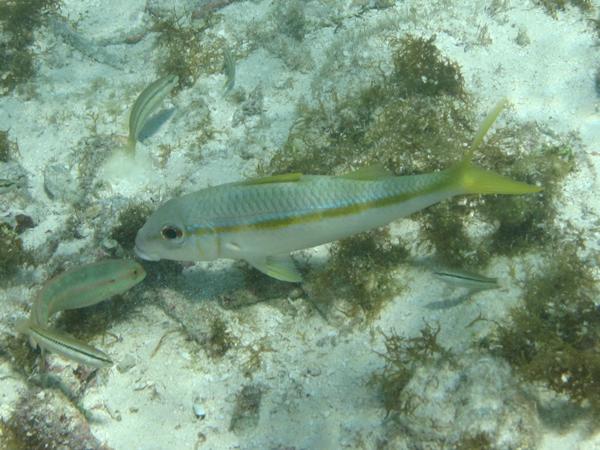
(134, 101), (541, 282)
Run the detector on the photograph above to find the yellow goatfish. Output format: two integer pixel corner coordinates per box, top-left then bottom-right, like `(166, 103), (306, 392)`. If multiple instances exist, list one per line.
(134, 101), (541, 282)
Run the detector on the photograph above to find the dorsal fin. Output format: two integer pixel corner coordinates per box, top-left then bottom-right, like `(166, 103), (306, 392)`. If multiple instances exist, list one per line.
(338, 164), (393, 181)
(466, 98), (508, 160)
(240, 173), (304, 186)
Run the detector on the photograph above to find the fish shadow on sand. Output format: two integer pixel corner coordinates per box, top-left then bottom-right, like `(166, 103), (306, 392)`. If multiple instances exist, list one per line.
(137, 107), (175, 143)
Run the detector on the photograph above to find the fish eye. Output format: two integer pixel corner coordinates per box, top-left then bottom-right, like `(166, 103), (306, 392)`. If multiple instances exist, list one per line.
(161, 225), (183, 240)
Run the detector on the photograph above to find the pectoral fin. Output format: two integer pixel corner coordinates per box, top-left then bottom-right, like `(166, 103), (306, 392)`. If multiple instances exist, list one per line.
(246, 255), (302, 282)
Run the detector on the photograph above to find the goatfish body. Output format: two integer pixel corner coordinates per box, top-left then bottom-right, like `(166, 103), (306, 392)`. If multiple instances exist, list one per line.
(134, 102), (541, 282)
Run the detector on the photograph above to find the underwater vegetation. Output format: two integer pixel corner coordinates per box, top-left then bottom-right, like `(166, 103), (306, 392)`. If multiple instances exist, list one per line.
(273, 0), (307, 42)
(453, 433), (494, 450)
(111, 203), (153, 252)
(388, 35), (465, 99)
(0, 0), (59, 94)
(1, 387), (106, 450)
(266, 35), (469, 177)
(0, 222), (32, 281)
(422, 133), (574, 268)
(474, 138), (574, 259)
(306, 229), (409, 321)
(205, 317), (236, 358)
(535, 0), (593, 17)
(0, 129), (18, 162)
(495, 244), (600, 421)
(371, 322), (450, 417)
(150, 11), (226, 89)
(263, 34), (569, 318)
(229, 384), (263, 434)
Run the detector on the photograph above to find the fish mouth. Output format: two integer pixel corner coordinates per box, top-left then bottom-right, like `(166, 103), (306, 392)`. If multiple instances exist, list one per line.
(134, 245), (160, 261)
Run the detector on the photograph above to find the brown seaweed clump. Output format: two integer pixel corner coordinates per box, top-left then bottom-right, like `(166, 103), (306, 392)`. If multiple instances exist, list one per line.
(496, 244), (600, 423)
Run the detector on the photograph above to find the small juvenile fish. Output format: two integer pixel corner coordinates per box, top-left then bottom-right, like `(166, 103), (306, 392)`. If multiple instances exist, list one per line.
(32, 259), (146, 327)
(433, 269), (499, 292)
(222, 46), (236, 95)
(135, 100), (541, 282)
(19, 259), (145, 368)
(17, 320), (113, 369)
(127, 74), (179, 152)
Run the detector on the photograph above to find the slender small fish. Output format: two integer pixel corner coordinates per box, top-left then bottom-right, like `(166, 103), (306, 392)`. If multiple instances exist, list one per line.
(134, 100), (541, 282)
(127, 74), (179, 152)
(433, 269), (499, 292)
(222, 46), (235, 95)
(17, 320), (113, 369)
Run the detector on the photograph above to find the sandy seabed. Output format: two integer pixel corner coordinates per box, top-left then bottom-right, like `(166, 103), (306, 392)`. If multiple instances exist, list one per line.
(1, 1), (600, 449)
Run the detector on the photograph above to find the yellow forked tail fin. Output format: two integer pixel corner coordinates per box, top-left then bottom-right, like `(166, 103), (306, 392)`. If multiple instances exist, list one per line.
(455, 161), (542, 195)
(450, 98), (542, 195)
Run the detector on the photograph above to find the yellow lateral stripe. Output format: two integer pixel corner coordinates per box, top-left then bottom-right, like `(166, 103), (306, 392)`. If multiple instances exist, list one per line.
(208, 179), (449, 235)
(238, 173), (304, 185)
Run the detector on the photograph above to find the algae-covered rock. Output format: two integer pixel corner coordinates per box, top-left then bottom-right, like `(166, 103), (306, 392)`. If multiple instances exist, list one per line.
(3, 388), (110, 450)
(43, 162), (80, 203)
(229, 384), (264, 434)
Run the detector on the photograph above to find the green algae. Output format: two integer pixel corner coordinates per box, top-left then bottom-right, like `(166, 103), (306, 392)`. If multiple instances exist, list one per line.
(221, 262), (300, 309)
(55, 289), (142, 346)
(229, 384), (263, 434)
(420, 200), (482, 268)
(111, 203), (152, 252)
(0, 332), (38, 377)
(151, 13), (225, 90)
(2, 388), (105, 450)
(273, 0), (307, 42)
(476, 138), (574, 259)
(495, 244), (600, 422)
(265, 34), (573, 313)
(0, 0), (59, 94)
(371, 322), (450, 417)
(388, 35), (465, 98)
(205, 317), (235, 358)
(0, 130), (18, 162)
(421, 131), (574, 268)
(455, 433), (494, 450)
(306, 229), (409, 322)
(0, 223), (32, 281)
(535, 0), (593, 17)
(266, 36), (470, 177)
